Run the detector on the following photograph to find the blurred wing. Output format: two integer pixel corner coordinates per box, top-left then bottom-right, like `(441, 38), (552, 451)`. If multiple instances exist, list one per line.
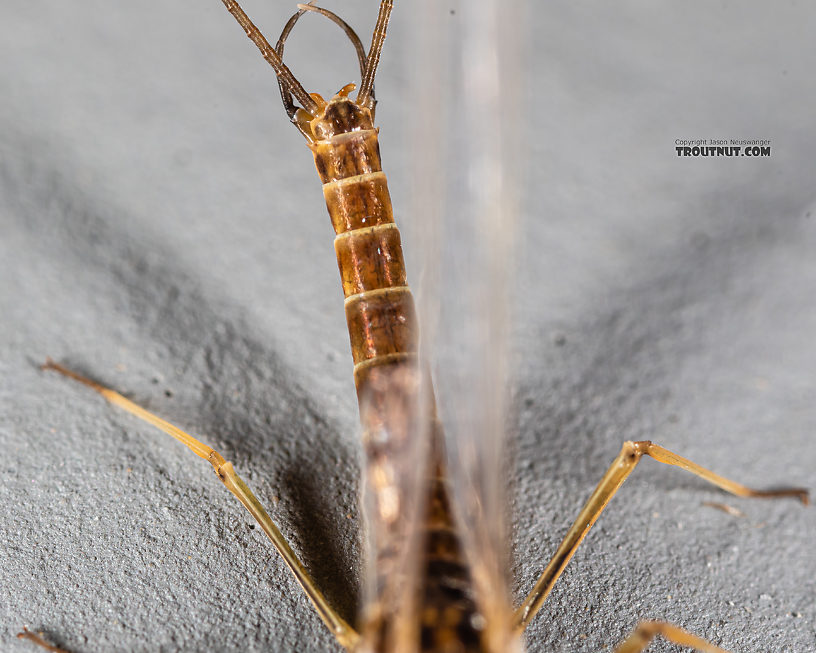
(408, 0), (525, 648)
(358, 360), (432, 651)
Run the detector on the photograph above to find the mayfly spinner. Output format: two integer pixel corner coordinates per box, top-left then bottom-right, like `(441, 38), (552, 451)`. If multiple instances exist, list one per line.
(23, 2), (808, 652)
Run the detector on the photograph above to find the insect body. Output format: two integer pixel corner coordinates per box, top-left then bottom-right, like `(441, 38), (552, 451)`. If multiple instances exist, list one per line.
(310, 93), (488, 650)
(24, 2), (809, 653)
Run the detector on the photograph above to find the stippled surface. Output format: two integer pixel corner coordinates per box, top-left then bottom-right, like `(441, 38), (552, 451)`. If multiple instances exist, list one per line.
(2, 2), (815, 652)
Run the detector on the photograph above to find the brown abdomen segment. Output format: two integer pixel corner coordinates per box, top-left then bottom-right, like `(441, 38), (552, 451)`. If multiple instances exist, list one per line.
(311, 115), (418, 397)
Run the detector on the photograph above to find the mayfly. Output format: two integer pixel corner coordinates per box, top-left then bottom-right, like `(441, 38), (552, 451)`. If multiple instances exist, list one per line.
(20, 1), (809, 652)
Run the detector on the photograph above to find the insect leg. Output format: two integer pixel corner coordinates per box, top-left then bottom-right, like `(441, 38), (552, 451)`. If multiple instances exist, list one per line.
(513, 440), (809, 632)
(16, 627), (72, 653)
(612, 620), (730, 653)
(41, 360), (360, 651)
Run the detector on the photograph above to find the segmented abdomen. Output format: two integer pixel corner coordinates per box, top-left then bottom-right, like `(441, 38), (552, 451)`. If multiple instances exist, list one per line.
(311, 120), (418, 400)
(310, 97), (486, 652)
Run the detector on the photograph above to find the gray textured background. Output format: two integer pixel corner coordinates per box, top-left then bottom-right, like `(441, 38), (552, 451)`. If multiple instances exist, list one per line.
(2, 2), (815, 652)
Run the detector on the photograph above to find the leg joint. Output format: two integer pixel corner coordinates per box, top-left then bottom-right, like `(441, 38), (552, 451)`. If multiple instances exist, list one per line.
(621, 440), (651, 462)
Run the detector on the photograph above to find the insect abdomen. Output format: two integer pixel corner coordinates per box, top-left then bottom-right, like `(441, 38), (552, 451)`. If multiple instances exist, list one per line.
(310, 98), (418, 398)
(419, 475), (485, 652)
(310, 97), (487, 652)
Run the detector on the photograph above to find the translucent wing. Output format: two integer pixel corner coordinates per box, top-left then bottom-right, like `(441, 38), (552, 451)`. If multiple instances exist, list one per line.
(358, 360), (432, 651)
(407, 0), (525, 649)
